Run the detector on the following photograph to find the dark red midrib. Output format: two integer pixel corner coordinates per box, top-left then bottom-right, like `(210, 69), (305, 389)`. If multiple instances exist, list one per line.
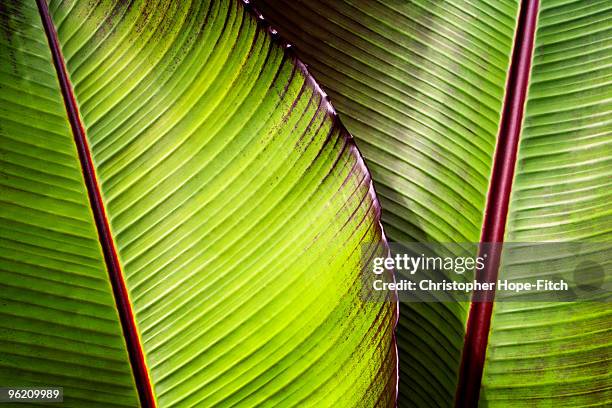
(36, 1), (156, 406)
(455, 0), (539, 407)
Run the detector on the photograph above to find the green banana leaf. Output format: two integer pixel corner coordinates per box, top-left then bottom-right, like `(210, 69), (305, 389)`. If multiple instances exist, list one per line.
(251, 0), (612, 406)
(0, 0), (396, 407)
(483, 1), (612, 405)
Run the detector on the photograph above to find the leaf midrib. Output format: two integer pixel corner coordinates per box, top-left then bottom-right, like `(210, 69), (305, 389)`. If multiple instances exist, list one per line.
(455, 0), (541, 406)
(35, 0), (156, 406)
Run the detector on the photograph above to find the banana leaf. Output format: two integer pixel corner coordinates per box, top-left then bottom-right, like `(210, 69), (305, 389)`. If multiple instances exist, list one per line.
(0, 0), (396, 406)
(252, 0), (612, 406)
(483, 1), (612, 405)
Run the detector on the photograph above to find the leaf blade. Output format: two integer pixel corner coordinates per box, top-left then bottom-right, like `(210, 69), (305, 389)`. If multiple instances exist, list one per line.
(0, 2), (138, 406)
(46, 0), (397, 406)
(483, 1), (612, 405)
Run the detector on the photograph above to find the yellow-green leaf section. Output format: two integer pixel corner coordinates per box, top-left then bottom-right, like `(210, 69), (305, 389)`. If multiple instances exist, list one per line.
(1, 0), (396, 407)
